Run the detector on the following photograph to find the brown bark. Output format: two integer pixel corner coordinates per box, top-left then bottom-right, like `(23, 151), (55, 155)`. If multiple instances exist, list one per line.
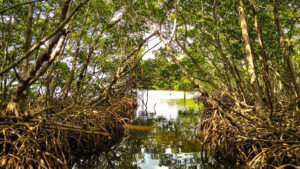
(237, 0), (264, 112)
(272, 0), (300, 97)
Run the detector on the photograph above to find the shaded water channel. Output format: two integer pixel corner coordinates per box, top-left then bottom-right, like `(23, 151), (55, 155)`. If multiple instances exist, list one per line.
(74, 90), (218, 169)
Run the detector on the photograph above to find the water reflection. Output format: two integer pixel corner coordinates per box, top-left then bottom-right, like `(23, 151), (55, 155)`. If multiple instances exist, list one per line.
(73, 90), (218, 169)
(136, 90), (199, 120)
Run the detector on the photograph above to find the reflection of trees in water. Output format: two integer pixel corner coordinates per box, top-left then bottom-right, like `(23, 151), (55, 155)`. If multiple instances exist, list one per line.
(144, 145), (165, 154)
(137, 114), (206, 168)
(72, 130), (147, 169)
(159, 153), (200, 168)
(73, 110), (221, 168)
(104, 130), (148, 168)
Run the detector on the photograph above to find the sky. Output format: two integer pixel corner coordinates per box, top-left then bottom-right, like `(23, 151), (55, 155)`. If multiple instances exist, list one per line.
(142, 34), (163, 60)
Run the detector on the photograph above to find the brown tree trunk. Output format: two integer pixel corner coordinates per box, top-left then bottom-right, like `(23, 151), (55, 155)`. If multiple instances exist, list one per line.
(237, 0), (264, 112)
(272, 0), (300, 98)
(0, 0), (89, 76)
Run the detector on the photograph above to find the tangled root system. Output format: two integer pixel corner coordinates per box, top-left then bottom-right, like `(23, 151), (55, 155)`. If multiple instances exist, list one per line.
(0, 97), (137, 168)
(197, 94), (300, 168)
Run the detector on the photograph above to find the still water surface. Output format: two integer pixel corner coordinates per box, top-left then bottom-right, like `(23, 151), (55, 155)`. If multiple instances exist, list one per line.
(74, 90), (217, 169)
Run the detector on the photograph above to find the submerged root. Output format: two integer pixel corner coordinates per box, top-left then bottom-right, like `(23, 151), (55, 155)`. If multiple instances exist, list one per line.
(0, 97), (137, 168)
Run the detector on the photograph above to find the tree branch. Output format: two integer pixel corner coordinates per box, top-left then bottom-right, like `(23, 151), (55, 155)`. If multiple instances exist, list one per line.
(0, 0), (89, 76)
(0, 0), (45, 14)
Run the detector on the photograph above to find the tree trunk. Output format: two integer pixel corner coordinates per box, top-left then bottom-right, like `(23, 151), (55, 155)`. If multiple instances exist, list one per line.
(62, 1), (91, 101)
(237, 0), (264, 112)
(250, 0), (274, 117)
(0, 13), (13, 106)
(6, 30), (66, 119)
(21, 2), (33, 73)
(6, 90), (28, 118)
(5, 0), (89, 119)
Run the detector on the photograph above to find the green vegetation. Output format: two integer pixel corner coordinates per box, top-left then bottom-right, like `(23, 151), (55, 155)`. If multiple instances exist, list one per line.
(166, 98), (203, 110)
(0, 0), (299, 168)
(137, 58), (197, 90)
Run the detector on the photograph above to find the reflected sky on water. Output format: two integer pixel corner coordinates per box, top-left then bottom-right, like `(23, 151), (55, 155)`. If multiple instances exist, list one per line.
(73, 90), (221, 169)
(136, 90), (198, 120)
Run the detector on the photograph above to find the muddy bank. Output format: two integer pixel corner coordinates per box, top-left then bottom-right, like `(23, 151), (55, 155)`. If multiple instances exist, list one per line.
(0, 97), (137, 168)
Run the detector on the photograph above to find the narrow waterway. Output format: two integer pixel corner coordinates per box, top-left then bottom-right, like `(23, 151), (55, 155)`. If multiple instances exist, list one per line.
(73, 90), (218, 169)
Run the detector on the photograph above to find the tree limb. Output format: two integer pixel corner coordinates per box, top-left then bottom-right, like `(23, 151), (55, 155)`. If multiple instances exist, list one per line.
(0, 0), (45, 14)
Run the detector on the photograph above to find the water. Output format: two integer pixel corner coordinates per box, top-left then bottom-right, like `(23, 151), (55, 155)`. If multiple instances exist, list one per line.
(133, 90), (203, 169)
(136, 90), (200, 120)
(73, 90), (217, 169)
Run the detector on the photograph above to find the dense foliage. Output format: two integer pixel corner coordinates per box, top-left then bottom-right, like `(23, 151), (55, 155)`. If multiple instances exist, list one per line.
(0, 0), (299, 168)
(0, 0), (299, 116)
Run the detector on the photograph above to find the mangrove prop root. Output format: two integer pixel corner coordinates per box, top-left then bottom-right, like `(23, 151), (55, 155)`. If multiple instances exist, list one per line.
(196, 93), (300, 168)
(0, 97), (137, 168)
